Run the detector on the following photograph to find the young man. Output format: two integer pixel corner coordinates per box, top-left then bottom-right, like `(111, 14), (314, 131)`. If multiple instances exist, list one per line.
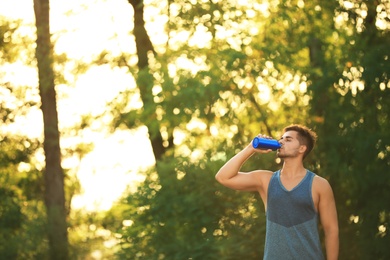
(215, 124), (339, 260)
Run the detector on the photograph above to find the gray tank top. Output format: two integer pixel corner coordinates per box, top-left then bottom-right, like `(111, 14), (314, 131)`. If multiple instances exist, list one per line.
(264, 170), (324, 260)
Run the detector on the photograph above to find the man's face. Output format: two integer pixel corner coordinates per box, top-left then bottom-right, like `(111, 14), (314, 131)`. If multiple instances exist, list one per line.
(277, 131), (303, 159)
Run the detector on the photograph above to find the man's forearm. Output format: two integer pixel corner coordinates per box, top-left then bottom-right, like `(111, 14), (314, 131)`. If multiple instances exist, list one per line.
(325, 231), (339, 260)
(215, 145), (254, 182)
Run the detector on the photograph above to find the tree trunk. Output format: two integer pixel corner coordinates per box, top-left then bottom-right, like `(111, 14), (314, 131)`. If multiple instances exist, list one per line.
(33, 0), (69, 259)
(128, 0), (168, 161)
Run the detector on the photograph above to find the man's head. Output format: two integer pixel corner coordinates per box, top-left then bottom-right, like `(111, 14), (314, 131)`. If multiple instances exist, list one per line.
(282, 124), (317, 159)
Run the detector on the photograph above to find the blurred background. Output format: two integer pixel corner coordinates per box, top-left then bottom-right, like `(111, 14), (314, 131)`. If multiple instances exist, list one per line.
(0, 0), (389, 259)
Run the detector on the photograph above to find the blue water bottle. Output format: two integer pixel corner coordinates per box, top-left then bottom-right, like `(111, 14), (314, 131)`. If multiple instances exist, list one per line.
(252, 137), (281, 150)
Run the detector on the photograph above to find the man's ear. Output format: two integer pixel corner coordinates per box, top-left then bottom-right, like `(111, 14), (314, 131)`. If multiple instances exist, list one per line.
(299, 145), (307, 154)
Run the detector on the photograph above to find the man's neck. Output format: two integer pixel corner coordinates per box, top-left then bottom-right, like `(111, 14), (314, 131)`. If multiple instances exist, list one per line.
(281, 160), (306, 178)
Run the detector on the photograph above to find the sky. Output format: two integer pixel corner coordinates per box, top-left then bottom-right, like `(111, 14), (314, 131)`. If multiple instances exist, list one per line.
(1, 0), (155, 211)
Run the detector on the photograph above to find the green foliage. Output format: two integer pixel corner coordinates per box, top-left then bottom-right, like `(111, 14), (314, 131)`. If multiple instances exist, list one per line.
(1, 15), (97, 259)
(67, 209), (119, 260)
(106, 0), (390, 259)
(310, 2), (390, 259)
(0, 134), (49, 259)
(0, 18), (27, 63)
(2, 0), (389, 258)
(241, 2), (390, 259)
(109, 149), (271, 259)
(0, 188), (22, 259)
(256, 1), (390, 258)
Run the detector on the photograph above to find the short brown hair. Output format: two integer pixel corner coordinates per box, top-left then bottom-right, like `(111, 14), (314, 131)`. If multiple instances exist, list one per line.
(283, 124), (317, 159)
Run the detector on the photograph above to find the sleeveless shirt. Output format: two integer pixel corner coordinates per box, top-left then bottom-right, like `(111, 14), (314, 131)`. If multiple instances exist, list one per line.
(264, 170), (324, 260)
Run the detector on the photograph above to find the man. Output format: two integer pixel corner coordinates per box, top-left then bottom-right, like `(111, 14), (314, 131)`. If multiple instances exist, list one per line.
(215, 124), (339, 260)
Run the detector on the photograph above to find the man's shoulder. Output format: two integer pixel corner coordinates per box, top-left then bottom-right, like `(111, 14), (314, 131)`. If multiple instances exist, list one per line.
(312, 173), (330, 183)
(312, 174), (333, 193)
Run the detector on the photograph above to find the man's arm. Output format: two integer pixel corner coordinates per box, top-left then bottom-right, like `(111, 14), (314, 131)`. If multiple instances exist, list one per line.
(215, 143), (272, 191)
(317, 178), (339, 260)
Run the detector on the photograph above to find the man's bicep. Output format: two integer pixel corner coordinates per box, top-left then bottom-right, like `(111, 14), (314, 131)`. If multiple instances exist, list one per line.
(318, 180), (338, 228)
(220, 171), (264, 191)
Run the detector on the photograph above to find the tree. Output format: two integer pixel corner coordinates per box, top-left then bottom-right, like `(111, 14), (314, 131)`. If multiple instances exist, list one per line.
(0, 135), (40, 259)
(1, 16), (49, 259)
(98, 0), (389, 258)
(103, 0), (310, 258)
(33, 0), (69, 258)
(261, 0), (390, 258)
(316, 1), (390, 259)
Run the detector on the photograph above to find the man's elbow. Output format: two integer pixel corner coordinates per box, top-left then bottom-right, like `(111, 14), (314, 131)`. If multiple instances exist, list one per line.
(215, 171), (224, 184)
(215, 170), (231, 186)
(324, 224), (339, 240)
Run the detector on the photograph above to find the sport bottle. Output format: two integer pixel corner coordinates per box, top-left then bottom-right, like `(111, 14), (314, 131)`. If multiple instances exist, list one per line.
(252, 137), (281, 150)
